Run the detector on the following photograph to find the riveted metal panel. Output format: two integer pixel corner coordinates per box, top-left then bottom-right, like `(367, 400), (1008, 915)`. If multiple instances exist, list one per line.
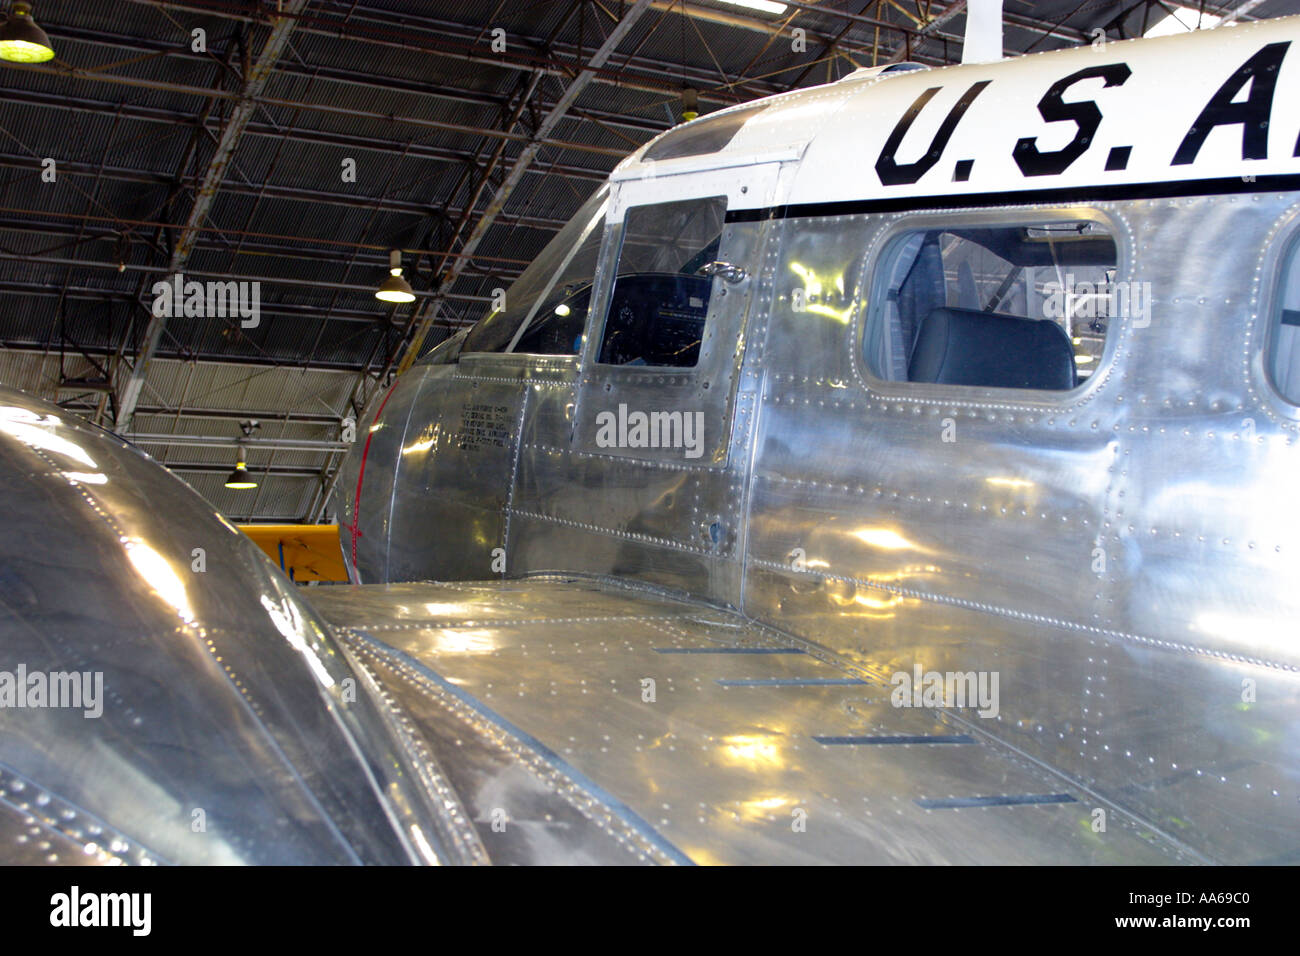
(741, 193), (1300, 864)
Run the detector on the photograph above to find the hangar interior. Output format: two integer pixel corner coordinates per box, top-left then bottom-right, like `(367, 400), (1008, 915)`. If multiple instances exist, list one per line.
(3, 0), (1300, 873)
(0, 0), (1287, 523)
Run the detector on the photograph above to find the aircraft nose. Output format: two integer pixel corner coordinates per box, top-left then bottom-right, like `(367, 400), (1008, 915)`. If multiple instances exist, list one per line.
(0, 387), (453, 864)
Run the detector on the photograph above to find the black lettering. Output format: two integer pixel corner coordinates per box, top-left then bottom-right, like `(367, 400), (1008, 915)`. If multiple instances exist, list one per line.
(1013, 64), (1132, 177)
(875, 81), (991, 186)
(1174, 41), (1289, 165)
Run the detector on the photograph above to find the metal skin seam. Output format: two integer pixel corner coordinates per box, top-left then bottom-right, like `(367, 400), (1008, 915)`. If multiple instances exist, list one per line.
(501, 391), (531, 576)
(507, 508), (725, 557)
(338, 643), (490, 866)
(449, 373), (572, 388)
(523, 570), (737, 609)
(341, 631), (694, 866)
(0, 764), (164, 866)
(382, 367), (430, 583)
(348, 612), (690, 633)
(523, 440), (715, 472)
(746, 555), (1297, 672)
(658, 606), (1206, 865)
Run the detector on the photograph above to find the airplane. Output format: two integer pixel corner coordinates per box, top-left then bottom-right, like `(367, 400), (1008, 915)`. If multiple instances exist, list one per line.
(1, 13), (1298, 865)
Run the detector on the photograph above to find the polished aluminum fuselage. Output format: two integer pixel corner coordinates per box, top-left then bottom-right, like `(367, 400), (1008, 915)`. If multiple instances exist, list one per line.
(341, 28), (1300, 862)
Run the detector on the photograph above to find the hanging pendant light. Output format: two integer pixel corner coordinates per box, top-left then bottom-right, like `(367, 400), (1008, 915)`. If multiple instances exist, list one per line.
(0, 3), (55, 64)
(680, 87), (699, 124)
(375, 249), (415, 303)
(224, 445), (257, 490)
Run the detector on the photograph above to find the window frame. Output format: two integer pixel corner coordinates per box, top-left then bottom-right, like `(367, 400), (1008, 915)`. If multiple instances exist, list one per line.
(457, 186), (611, 360)
(1257, 217), (1300, 417)
(570, 162), (780, 468)
(852, 206), (1128, 407)
(590, 193), (730, 371)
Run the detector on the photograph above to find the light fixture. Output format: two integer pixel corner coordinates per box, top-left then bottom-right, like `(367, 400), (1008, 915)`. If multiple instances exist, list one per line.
(225, 445), (257, 490)
(714, 0), (788, 14)
(681, 87), (699, 124)
(375, 248), (415, 303)
(0, 3), (55, 63)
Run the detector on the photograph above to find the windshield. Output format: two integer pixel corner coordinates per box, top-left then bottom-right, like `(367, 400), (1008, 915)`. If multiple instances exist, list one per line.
(462, 185), (610, 354)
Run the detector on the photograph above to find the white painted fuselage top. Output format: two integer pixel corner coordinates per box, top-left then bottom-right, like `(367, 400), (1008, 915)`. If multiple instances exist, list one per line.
(613, 16), (1300, 213)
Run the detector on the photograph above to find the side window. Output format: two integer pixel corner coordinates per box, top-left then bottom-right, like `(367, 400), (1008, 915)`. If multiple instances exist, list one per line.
(596, 196), (727, 368)
(462, 186), (608, 355)
(864, 219), (1117, 391)
(1269, 239), (1300, 404)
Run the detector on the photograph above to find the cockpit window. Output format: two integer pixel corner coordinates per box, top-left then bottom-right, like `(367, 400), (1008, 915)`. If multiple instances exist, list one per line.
(462, 186), (609, 355)
(596, 195), (727, 369)
(864, 219), (1117, 391)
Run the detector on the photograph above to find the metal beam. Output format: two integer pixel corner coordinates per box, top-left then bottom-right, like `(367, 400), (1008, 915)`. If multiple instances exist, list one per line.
(47, 23), (670, 140)
(6, 86), (629, 178)
(165, 462), (327, 478)
(62, 403), (342, 426)
(397, 0), (655, 375)
(9, 63), (634, 157)
(132, 433), (350, 452)
(0, 249), (503, 303)
(117, 0), (772, 105)
(1221, 1), (1269, 24)
(0, 188), (561, 261)
(883, 1), (968, 64)
(116, 0), (304, 430)
(0, 159), (566, 230)
(0, 279), (500, 327)
(0, 341), (392, 373)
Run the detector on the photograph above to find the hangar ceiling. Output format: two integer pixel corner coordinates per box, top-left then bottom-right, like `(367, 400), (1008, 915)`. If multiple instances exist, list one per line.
(0, 0), (1291, 521)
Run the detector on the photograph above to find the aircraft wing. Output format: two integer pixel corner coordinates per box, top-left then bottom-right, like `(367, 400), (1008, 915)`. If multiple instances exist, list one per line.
(238, 524), (348, 582)
(305, 576), (1194, 865)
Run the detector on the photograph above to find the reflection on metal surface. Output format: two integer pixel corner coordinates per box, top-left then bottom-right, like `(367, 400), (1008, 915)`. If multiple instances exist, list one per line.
(122, 538), (195, 626)
(788, 261), (851, 323)
(425, 629), (499, 655)
(259, 593), (335, 689)
(985, 477), (1036, 491)
(307, 578), (1192, 864)
(719, 734), (784, 770)
(0, 385), (483, 865)
(401, 424), (440, 457)
(852, 527), (918, 551)
(829, 590), (902, 613)
(0, 405), (96, 467)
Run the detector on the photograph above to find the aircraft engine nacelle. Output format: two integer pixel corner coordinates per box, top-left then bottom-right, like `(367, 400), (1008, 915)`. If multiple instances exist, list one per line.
(0, 385), (457, 864)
